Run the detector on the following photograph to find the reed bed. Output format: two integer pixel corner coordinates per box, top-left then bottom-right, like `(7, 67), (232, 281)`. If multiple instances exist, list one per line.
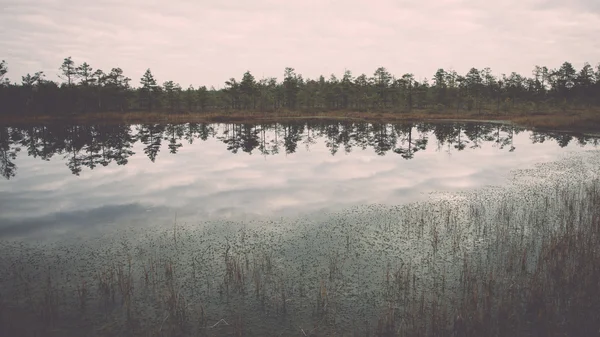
(1, 151), (600, 336)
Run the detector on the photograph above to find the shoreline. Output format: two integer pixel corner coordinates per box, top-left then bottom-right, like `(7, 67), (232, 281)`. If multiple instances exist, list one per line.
(2, 109), (600, 134)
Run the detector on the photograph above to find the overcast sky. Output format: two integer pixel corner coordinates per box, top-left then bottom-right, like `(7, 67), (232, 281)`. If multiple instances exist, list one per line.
(1, 0), (599, 88)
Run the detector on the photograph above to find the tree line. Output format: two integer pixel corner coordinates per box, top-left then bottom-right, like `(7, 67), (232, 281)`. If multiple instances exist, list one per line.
(0, 58), (600, 116)
(1, 121), (596, 180)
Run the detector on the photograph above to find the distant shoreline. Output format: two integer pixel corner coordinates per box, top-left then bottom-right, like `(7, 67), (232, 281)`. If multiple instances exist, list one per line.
(2, 108), (600, 134)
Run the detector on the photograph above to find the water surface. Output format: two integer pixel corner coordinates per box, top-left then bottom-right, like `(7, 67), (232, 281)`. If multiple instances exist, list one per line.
(0, 121), (597, 240)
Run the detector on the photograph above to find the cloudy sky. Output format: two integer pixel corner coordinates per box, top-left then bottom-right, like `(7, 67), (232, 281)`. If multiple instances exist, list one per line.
(1, 0), (599, 88)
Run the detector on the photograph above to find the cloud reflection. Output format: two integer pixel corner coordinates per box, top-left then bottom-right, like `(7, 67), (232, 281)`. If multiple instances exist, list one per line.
(0, 122), (597, 240)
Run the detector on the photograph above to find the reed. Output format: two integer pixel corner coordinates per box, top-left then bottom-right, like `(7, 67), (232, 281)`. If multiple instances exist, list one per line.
(1, 168), (600, 336)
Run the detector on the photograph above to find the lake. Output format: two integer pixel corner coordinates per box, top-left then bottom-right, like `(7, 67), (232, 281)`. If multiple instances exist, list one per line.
(0, 121), (597, 240)
(1, 121), (600, 336)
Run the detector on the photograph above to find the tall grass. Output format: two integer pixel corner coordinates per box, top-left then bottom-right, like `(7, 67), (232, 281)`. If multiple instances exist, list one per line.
(1, 163), (600, 336)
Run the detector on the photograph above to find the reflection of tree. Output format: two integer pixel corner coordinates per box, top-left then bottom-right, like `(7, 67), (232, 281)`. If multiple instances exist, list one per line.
(464, 123), (494, 149)
(325, 123), (340, 155)
(219, 124), (242, 154)
(500, 125), (516, 152)
(198, 123), (215, 141)
(80, 126), (102, 170)
(138, 124), (164, 162)
(354, 123), (370, 150)
(302, 123), (317, 151)
(258, 124), (271, 156)
(370, 123), (396, 156)
(431, 123), (458, 151)
(64, 126), (91, 175)
(554, 134), (572, 148)
(283, 124), (303, 154)
(165, 124), (184, 154)
(322, 122), (354, 155)
(493, 125), (516, 151)
(239, 124), (260, 154)
(431, 123), (469, 152)
(184, 123), (215, 144)
(20, 125), (58, 161)
(0, 127), (20, 179)
(575, 135), (599, 147)
(62, 125), (136, 175)
(453, 124), (468, 151)
(393, 123), (428, 159)
(218, 123), (263, 155)
(339, 123), (353, 154)
(270, 124), (281, 155)
(1, 121), (597, 179)
(531, 131), (572, 148)
(105, 125), (135, 165)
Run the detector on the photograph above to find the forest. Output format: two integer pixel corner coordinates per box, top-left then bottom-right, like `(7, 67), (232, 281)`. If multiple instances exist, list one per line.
(0, 58), (599, 117)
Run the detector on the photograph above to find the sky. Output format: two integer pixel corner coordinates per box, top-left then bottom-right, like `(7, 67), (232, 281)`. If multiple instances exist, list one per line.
(1, 0), (599, 88)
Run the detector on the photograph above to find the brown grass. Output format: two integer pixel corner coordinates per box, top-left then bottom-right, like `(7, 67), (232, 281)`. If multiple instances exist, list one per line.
(512, 112), (600, 132)
(2, 107), (600, 132)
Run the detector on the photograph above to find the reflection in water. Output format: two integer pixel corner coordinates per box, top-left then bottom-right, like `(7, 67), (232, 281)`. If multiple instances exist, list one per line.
(0, 121), (597, 179)
(0, 121), (598, 241)
(1, 121), (600, 336)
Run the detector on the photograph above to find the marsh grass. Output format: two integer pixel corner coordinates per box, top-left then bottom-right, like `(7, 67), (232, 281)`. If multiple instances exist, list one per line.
(1, 156), (600, 336)
(4, 108), (600, 133)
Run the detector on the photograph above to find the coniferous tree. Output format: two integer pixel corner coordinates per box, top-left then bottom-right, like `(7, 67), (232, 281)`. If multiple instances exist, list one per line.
(1, 58), (600, 118)
(0, 60), (7, 84)
(140, 69), (157, 112)
(59, 57), (77, 86)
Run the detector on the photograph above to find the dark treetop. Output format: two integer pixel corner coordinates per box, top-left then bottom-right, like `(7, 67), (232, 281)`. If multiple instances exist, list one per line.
(0, 59), (599, 115)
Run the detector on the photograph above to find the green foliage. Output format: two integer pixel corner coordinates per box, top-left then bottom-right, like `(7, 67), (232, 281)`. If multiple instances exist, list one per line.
(162, 80), (182, 112)
(21, 72), (44, 87)
(140, 68), (156, 88)
(140, 69), (158, 112)
(1, 58), (600, 116)
(59, 56), (77, 86)
(76, 62), (95, 86)
(0, 60), (7, 83)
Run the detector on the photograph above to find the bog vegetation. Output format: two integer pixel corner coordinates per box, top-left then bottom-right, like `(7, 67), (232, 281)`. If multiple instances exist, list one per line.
(1, 152), (600, 336)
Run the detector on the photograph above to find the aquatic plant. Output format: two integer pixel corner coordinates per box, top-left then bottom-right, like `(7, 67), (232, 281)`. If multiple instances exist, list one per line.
(0, 151), (600, 336)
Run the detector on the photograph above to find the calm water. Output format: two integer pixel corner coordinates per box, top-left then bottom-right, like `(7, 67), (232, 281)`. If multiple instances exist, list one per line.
(0, 121), (597, 240)
(2, 121), (600, 336)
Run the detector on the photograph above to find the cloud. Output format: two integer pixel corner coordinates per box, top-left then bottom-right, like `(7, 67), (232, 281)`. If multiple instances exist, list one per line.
(0, 0), (598, 86)
(0, 202), (175, 242)
(535, 0), (600, 13)
(0, 0), (600, 87)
